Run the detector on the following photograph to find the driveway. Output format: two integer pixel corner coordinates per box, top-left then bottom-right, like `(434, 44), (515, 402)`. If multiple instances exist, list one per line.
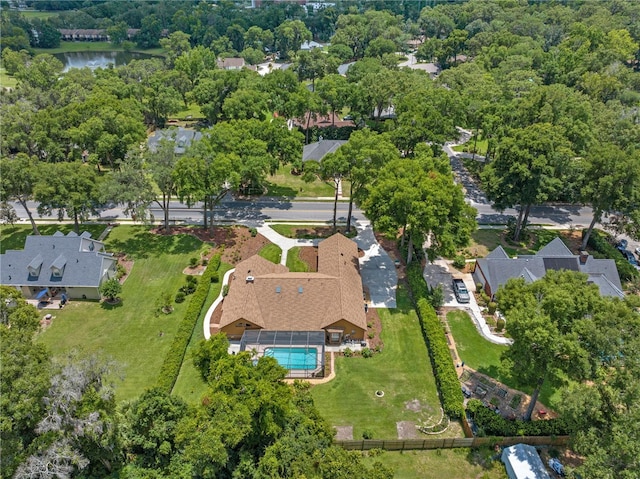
(355, 221), (397, 308)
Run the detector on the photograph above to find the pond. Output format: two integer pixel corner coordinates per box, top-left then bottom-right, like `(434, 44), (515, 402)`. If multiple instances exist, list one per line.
(54, 51), (158, 72)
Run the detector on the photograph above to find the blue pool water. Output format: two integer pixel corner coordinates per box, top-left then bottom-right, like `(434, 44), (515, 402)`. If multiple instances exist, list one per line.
(264, 347), (317, 370)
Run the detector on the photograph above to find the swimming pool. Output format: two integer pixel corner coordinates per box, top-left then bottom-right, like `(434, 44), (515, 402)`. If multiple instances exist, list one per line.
(264, 347), (318, 370)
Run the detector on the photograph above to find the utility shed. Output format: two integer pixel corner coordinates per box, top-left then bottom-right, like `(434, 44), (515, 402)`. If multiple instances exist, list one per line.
(501, 444), (551, 479)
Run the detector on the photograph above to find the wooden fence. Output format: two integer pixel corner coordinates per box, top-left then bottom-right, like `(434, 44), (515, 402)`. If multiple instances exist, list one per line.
(335, 436), (570, 451)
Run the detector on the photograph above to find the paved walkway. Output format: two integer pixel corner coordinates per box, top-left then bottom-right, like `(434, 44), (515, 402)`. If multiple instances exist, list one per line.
(423, 259), (512, 345)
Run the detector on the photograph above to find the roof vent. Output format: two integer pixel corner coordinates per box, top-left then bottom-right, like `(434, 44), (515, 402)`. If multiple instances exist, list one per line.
(298, 286), (303, 294)
(276, 286), (281, 293)
(246, 276), (255, 283)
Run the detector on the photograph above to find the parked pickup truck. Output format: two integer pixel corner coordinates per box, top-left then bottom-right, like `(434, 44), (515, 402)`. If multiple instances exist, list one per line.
(452, 278), (470, 303)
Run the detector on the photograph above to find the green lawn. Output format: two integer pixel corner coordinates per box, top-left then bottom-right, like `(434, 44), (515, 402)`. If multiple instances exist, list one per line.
(285, 246), (309, 272)
(258, 243), (282, 264)
(19, 10), (59, 19)
(37, 226), (207, 401)
(172, 103), (204, 120)
(468, 228), (561, 258)
(453, 137), (488, 156)
(0, 224), (106, 254)
(265, 163), (344, 198)
(172, 263), (233, 404)
(1, 67), (17, 89)
(362, 448), (508, 479)
(446, 311), (559, 408)
(311, 286), (444, 439)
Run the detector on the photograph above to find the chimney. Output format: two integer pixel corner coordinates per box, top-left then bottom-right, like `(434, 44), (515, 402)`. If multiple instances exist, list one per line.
(246, 276), (255, 283)
(579, 251), (588, 264)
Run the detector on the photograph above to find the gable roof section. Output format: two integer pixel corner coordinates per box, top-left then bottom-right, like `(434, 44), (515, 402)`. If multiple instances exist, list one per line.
(220, 234), (366, 332)
(302, 140), (347, 162)
(479, 238), (623, 298)
(536, 237), (573, 257)
(1, 232), (115, 288)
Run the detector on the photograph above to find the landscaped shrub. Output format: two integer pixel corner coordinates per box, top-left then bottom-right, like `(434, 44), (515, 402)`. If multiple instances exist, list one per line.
(181, 276), (198, 295)
(211, 272), (220, 283)
(362, 429), (374, 439)
(361, 347), (373, 358)
(116, 263), (127, 279)
(406, 263), (464, 418)
(466, 399), (569, 436)
(453, 255), (466, 269)
(367, 331), (375, 339)
(222, 284), (229, 297)
(429, 284), (444, 310)
(249, 227), (258, 237)
(488, 302), (497, 314)
(476, 282), (483, 293)
(175, 291), (186, 303)
(189, 257), (199, 268)
(586, 229), (639, 281)
(417, 298), (465, 418)
(343, 348), (353, 357)
(156, 254), (222, 394)
(496, 318), (505, 332)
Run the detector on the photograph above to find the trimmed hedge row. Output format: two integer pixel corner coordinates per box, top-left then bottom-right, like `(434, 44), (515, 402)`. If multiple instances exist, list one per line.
(417, 298), (465, 418)
(156, 254), (222, 394)
(406, 262), (465, 418)
(586, 229), (638, 281)
(467, 399), (569, 436)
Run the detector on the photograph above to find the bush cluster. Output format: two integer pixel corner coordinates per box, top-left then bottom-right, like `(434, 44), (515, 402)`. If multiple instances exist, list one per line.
(466, 400), (569, 437)
(156, 254), (222, 394)
(586, 230), (638, 281)
(407, 262), (464, 418)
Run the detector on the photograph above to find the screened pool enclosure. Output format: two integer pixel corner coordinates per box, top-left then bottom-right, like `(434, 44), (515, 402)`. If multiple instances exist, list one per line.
(239, 330), (326, 379)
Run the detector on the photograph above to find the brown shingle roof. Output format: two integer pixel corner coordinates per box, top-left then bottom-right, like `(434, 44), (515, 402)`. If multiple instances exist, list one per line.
(220, 234), (366, 332)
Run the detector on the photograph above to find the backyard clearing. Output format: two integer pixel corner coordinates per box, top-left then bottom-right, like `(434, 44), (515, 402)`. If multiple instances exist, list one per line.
(311, 286), (449, 439)
(361, 448), (508, 479)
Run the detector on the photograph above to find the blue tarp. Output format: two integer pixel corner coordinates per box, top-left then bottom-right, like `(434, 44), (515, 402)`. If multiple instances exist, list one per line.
(35, 289), (48, 300)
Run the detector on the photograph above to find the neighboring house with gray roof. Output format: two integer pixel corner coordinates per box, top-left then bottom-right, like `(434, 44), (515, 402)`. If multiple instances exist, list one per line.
(473, 237), (623, 299)
(147, 127), (203, 155)
(302, 140), (347, 162)
(0, 231), (117, 300)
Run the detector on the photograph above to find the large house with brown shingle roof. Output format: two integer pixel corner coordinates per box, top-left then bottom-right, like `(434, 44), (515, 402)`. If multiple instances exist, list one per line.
(217, 233), (367, 344)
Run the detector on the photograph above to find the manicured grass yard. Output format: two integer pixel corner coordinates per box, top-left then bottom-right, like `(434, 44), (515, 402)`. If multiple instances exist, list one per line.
(265, 163), (346, 198)
(362, 448), (507, 479)
(37, 226), (207, 401)
(311, 286), (444, 439)
(285, 246), (309, 272)
(453, 137), (488, 156)
(1, 67), (18, 89)
(466, 228), (561, 258)
(172, 263), (233, 403)
(18, 10), (59, 19)
(258, 243), (282, 264)
(446, 311), (559, 408)
(172, 103), (204, 120)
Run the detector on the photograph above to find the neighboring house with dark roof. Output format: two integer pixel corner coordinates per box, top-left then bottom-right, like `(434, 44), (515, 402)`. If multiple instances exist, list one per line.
(215, 233), (367, 344)
(147, 127), (203, 155)
(216, 57), (257, 71)
(0, 231), (117, 300)
(473, 237), (624, 299)
(302, 140), (347, 162)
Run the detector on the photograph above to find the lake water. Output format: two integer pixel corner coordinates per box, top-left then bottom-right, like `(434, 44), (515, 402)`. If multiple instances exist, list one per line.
(55, 51), (156, 72)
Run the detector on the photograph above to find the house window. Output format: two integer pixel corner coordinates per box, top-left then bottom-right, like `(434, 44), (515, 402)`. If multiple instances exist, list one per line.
(52, 268), (62, 277)
(330, 332), (341, 342)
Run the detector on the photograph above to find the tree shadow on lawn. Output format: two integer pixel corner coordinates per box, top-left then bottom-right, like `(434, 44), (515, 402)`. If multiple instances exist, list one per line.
(465, 446), (501, 471)
(265, 183), (298, 198)
(100, 300), (123, 310)
(106, 228), (202, 259)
